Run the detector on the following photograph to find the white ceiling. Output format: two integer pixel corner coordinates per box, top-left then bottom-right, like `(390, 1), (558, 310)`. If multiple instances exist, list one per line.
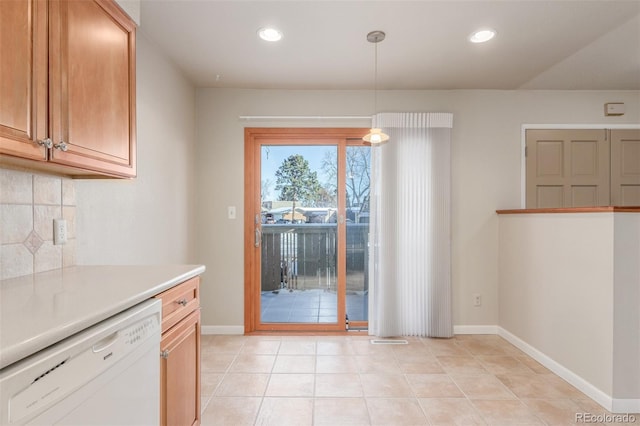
(138, 0), (640, 90)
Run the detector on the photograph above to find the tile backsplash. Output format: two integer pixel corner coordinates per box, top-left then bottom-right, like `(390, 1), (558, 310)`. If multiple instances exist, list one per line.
(1, 168), (76, 280)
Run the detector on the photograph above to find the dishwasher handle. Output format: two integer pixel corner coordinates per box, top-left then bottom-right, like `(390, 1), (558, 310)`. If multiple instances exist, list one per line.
(92, 332), (119, 353)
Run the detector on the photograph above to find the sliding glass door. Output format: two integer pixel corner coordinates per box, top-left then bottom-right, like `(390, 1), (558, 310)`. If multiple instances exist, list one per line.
(260, 145), (339, 324)
(244, 128), (369, 332)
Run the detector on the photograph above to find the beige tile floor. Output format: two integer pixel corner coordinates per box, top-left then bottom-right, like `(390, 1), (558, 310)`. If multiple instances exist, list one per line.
(200, 334), (639, 426)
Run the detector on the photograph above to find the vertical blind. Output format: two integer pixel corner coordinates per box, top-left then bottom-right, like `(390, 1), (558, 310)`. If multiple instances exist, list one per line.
(368, 112), (453, 338)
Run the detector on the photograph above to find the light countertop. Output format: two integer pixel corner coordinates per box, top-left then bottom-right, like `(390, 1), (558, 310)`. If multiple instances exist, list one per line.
(0, 264), (205, 370)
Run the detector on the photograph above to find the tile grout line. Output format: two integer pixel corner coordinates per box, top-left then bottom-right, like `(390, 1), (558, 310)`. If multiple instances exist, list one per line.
(30, 174), (36, 275)
(202, 335), (633, 425)
(252, 336), (269, 426)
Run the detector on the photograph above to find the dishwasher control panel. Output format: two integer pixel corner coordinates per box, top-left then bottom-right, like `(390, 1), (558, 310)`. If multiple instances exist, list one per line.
(123, 316), (159, 346)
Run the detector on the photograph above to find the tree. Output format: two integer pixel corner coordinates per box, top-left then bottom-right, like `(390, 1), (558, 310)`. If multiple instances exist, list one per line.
(321, 146), (370, 208)
(275, 155), (322, 218)
(316, 183), (337, 208)
(261, 178), (273, 203)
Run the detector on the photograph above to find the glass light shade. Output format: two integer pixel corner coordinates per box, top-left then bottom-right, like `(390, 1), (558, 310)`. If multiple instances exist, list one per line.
(258, 27), (283, 42)
(363, 128), (389, 144)
(469, 29), (496, 43)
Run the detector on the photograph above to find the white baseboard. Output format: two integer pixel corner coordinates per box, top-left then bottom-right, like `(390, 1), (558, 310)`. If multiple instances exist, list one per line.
(453, 325), (499, 335)
(612, 399), (640, 414)
(201, 325), (244, 335)
(497, 327), (621, 413)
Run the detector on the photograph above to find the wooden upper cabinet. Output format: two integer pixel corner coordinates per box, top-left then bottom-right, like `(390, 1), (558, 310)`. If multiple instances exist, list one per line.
(48, 0), (136, 177)
(0, 0), (136, 178)
(0, 0), (48, 160)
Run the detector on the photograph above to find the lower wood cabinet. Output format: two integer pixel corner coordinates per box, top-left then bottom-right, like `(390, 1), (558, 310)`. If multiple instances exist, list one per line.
(155, 277), (201, 426)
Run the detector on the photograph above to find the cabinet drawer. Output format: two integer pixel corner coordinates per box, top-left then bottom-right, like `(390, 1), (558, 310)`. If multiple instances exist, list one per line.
(155, 276), (200, 333)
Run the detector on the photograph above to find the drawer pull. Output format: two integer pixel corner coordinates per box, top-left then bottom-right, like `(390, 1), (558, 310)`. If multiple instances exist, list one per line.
(176, 299), (188, 306)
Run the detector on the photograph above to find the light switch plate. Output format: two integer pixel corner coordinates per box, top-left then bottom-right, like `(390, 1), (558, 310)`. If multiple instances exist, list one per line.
(228, 206), (236, 219)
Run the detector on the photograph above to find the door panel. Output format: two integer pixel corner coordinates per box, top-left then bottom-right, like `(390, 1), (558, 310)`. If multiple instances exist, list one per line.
(160, 310), (200, 426)
(244, 128), (369, 333)
(0, 0), (48, 160)
(536, 141), (563, 177)
(259, 145), (338, 324)
(611, 129), (640, 206)
(526, 129), (609, 208)
(571, 185), (598, 207)
(49, 0), (136, 176)
(536, 186), (564, 208)
(344, 146), (370, 326)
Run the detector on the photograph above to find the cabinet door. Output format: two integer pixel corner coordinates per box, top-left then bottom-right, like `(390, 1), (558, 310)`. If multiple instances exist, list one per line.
(526, 129), (610, 208)
(160, 309), (201, 426)
(611, 129), (640, 206)
(48, 0), (136, 177)
(0, 0), (48, 160)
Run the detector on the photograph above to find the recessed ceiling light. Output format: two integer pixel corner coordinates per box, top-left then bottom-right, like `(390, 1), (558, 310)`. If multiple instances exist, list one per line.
(258, 27), (283, 42)
(469, 28), (496, 43)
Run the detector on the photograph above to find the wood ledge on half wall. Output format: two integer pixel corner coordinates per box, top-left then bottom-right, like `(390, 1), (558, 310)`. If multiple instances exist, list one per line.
(496, 206), (640, 214)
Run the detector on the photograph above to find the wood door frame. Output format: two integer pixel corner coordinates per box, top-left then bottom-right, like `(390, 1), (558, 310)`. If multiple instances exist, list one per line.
(244, 127), (369, 333)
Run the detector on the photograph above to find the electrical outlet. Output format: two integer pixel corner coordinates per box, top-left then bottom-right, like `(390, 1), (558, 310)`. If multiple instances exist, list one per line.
(53, 219), (67, 245)
(473, 294), (482, 307)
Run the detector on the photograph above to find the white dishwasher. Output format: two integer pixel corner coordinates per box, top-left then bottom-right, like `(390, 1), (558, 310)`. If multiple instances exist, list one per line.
(0, 299), (161, 425)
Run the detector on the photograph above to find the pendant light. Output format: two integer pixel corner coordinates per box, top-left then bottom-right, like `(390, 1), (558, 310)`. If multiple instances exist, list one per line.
(363, 30), (389, 144)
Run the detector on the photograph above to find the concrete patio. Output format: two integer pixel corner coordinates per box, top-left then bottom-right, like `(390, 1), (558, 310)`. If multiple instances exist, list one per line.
(260, 288), (368, 324)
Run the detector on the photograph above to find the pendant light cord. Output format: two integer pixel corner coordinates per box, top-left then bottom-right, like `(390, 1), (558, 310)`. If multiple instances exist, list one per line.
(366, 30), (385, 122)
(363, 31), (389, 144)
(374, 40), (378, 118)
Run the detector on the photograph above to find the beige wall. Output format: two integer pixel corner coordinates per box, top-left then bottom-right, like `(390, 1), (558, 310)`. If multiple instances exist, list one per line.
(75, 33), (197, 265)
(498, 213), (615, 395)
(2, 31), (638, 335)
(194, 88), (640, 329)
(613, 213), (640, 402)
(498, 211), (640, 410)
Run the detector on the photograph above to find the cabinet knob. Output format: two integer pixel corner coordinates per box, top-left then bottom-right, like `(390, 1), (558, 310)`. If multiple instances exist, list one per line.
(54, 141), (69, 152)
(176, 299), (188, 306)
(37, 138), (53, 149)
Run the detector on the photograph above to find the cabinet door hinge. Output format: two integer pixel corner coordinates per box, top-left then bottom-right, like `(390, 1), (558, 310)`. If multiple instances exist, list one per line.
(160, 350), (169, 359)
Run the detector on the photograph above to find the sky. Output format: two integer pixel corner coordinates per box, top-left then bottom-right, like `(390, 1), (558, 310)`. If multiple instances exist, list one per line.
(261, 145), (336, 201)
